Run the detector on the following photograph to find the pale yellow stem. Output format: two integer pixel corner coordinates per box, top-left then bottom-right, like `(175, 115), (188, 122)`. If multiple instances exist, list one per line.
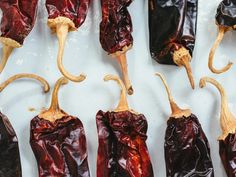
(0, 44), (14, 73)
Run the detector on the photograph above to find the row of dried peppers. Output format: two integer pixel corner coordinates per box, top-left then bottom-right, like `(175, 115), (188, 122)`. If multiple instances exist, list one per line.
(0, 72), (236, 177)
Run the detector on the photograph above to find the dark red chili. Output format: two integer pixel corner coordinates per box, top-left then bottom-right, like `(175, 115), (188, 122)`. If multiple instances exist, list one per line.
(0, 0), (38, 73)
(30, 77), (90, 177)
(100, 0), (134, 95)
(156, 73), (214, 177)
(208, 0), (236, 74)
(46, 0), (90, 82)
(0, 73), (50, 177)
(149, 0), (198, 89)
(200, 77), (236, 177)
(96, 75), (153, 177)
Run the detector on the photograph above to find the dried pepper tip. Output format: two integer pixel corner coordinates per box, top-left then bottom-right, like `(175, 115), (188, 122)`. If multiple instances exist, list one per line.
(199, 77), (236, 140)
(0, 73), (50, 93)
(39, 77), (69, 122)
(173, 47), (195, 89)
(104, 74), (129, 112)
(116, 53), (133, 95)
(48, 17), (86, 82)
(155, 72), (191, 118)
(0, 38), (21, 73)
(208, 26), (233, 74)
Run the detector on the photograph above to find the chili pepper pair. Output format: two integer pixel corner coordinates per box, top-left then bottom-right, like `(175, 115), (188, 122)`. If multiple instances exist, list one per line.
(0, 74), (90, 177)
(0, 0), (90, 82)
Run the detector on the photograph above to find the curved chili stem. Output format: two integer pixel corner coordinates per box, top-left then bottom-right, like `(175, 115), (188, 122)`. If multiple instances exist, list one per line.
(208, 26), (233, 74)
(0, 73), (50, 93)
(199, 77), (236, 140)
(0, 45), (14, 73)
(116, 54), (133, 95)
(173, 47), (195, 89)
(39, 77), (69, 122)
(104, 74), (129, 112)
(155, 72), (191, 118)
(56, 24), (86, 82)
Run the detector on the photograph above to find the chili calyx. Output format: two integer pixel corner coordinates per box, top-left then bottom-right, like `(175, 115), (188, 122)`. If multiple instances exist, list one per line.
(0, 73), (50, 177)
(208, 0), (236, 74)
(96, 74), (153, 177)
(30, 77), (90, 177)
(199, 77), (236, 177)
(156, 73), (214, 177)
(0, 0), (38, 73)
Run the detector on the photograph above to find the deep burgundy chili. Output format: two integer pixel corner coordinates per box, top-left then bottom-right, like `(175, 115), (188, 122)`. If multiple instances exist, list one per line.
(149, 0), (198, 89)
(200, 77), (236, 177)
(30, 77), (90, 177)
(156, 73), (214, 177)
(0, 0), (38, 73)
(45, 0), (90, 82)
(96, 75), (153, 177)
(0, 73), (50, 177)
(100, 0), (134, 95)
(208, 0), (236, 74)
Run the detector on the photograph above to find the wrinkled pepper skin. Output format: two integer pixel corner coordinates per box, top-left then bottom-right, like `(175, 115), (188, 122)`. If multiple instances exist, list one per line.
(216, 0), (236, 27)
(46, 0), (90, 28)
(100, 0), (133, 54)
(148, 0), (198, 64)
(0, 0), (38, 45)
(30, 116), (90, 177)
(0, 112), (21, 177)
(96, 110), (154, 177)
(219, 134), (236, 177)
(165, 114), (214, 177)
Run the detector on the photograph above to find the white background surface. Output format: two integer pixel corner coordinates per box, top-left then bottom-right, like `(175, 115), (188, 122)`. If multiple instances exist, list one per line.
(0, 0), (235, 176)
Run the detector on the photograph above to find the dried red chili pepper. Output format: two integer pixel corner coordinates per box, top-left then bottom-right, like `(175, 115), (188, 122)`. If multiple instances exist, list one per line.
(200, 77), (236, 177)
(46, 0), (90, 82)
(30, 77), (90, 177)
(156, 73), (214, 177)
(149, 0), (198, 89)
(0, 0), (38, 73)
(208, 1), (236, 74)
(100, 0), (134, 95)
(0, 73), (50, 177)
(96, 74), (153, 177)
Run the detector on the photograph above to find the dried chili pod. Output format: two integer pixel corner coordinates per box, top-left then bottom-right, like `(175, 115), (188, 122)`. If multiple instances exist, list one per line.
(30, 77), (90, 177)
(46, 0), (90, 82)
(208, 1), (236, 74)
(156, 73), (214, 177)
(200, 77), (236, 177)
(100, 0), (134, 95)
(149, 0), (198, 89)
(96, 74), (153, 177)
(0, 0), (38, 73)
(0, 73), (50, 177)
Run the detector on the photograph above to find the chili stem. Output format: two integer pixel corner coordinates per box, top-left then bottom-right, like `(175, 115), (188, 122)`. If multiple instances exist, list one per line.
(199, 77), (236, 140)
(56, 24), (86, 82)
(116, 54), (133, 95)
(208, 26), (233, 74)
(173, 47), (195, 89)
(0, 44), (14, 73)
(156, 72), (191, 118)
(0, 73), (50, 93)
(104, 74), (129, 112)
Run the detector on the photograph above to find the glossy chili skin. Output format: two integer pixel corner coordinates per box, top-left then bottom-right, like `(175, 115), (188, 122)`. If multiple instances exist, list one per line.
(0, 0), (38, 45)
(0, 112), (21, 177)
(30, 115), (90, 177)
(100, 0), (133, 54)
(216, 0), (236, 27)
(165, 114), (214, 177)
(96, 110), (153, 177)
(46, 0), (90, 28)
(219, 133), (236, 177)
(148, 0), (198, 65)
